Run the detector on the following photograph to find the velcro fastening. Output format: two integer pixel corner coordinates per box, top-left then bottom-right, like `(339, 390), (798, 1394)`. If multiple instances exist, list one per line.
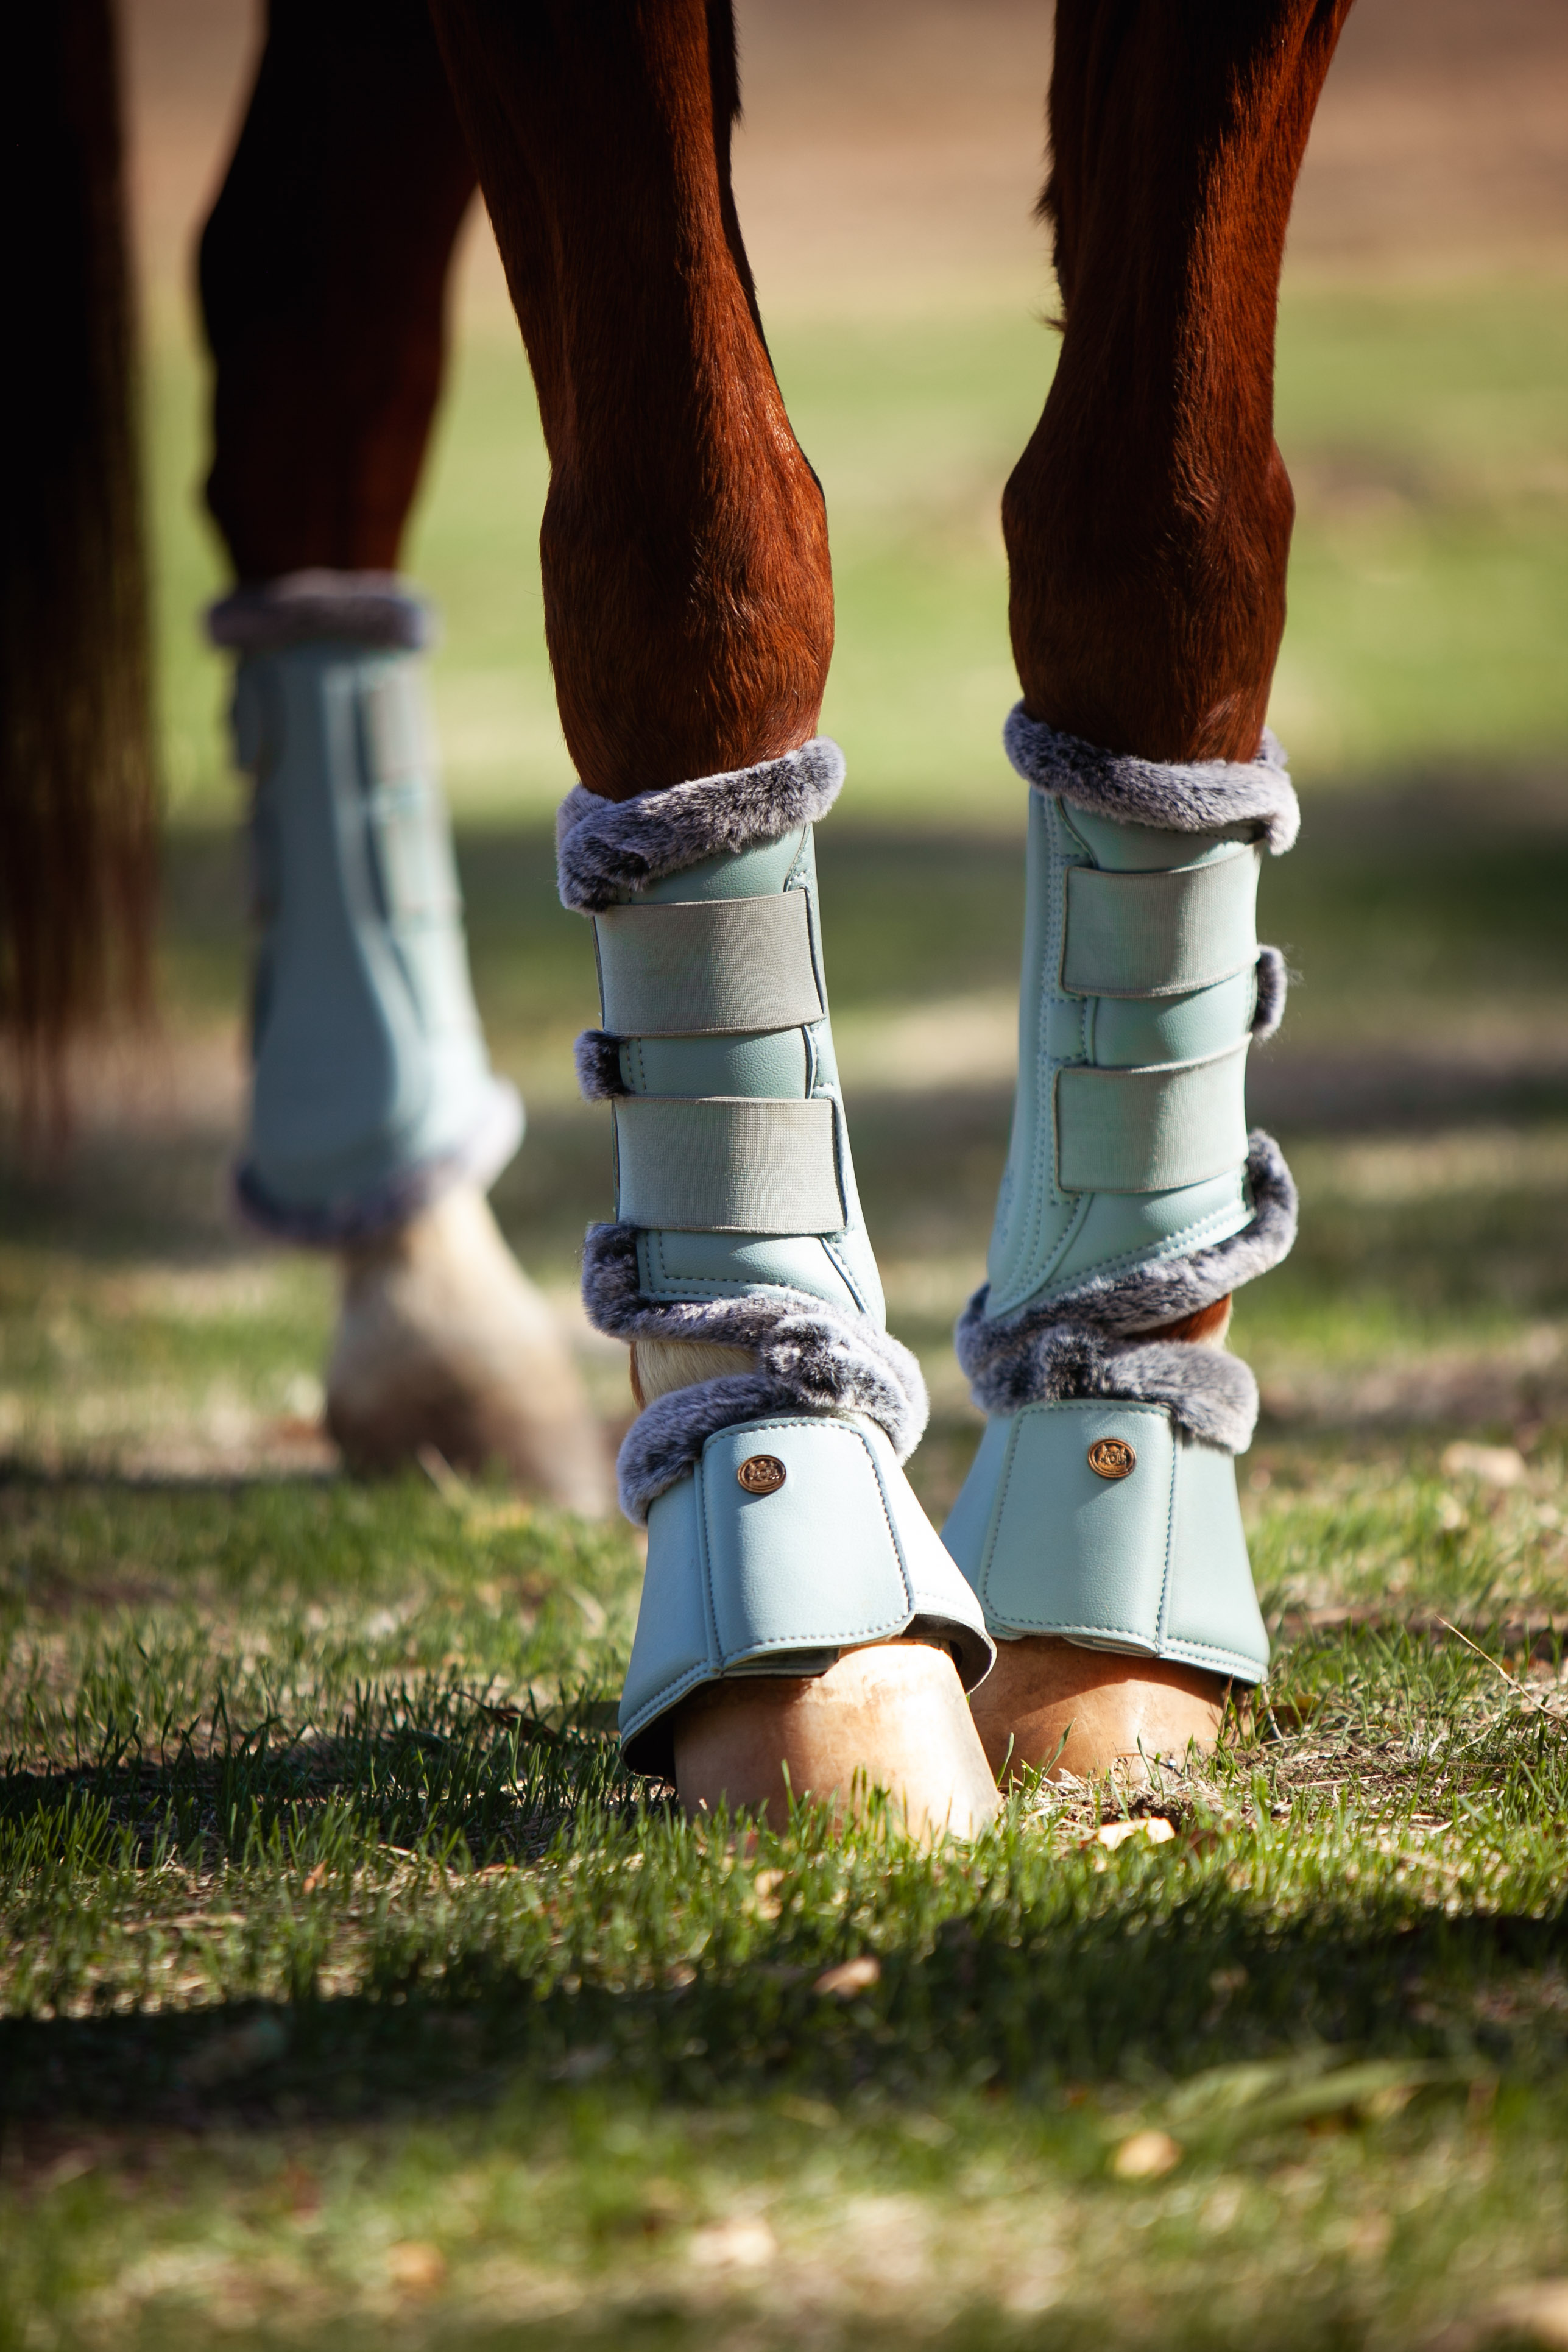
(1061, 849), (1259, 998)
(613, 1095), (844, 1233)
(596, 892), (822, 1037)
(1055, 1042), (1250, 1194)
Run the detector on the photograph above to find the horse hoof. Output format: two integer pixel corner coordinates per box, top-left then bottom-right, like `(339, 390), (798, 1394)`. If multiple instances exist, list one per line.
(969, 1635), (1227, 1786)
(324, 1184), (612, 1513)
(671, 1641), (1003, 1841)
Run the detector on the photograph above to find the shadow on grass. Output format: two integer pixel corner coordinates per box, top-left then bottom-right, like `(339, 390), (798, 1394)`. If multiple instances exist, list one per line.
(2, 1875), (1562, 2132)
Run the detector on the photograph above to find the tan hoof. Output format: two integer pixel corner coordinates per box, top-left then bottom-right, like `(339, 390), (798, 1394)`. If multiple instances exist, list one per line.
(970, 1635), (1227, 1786)
(671, 1640), (1002, 1841)
(325, 1184), (612, 1513)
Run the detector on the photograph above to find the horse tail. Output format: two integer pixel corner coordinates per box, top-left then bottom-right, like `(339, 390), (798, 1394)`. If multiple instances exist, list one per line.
(1, 0), (158, 1125)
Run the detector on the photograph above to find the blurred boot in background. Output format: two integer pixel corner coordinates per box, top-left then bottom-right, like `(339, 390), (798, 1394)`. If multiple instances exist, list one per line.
(197, 0), (609, 1511)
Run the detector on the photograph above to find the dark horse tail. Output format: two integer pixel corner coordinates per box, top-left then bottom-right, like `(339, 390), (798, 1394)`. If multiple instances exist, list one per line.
(1, 0), (157, 1119)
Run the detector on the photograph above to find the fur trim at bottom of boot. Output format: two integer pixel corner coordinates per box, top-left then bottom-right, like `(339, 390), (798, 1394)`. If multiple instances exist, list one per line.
(581, 1223), (929, 1521)
(237, 1078), (523, 1249)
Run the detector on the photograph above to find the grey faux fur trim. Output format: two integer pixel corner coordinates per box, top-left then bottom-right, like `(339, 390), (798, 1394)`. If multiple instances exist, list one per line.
(1005, 703), (1300, 856)
(1252, 945), (1288, 1042)
(575, 1030), (626, 1102)
(581, 1222), (928, 1520)
(618, 1372), (829, 1523)
(233, 1076), (523, 1247)
(964, 1321), (1259, 1453)
(207, 570), (433, 653)
(956, 1130), (1297, 1418)
(556, 740), (846, 914)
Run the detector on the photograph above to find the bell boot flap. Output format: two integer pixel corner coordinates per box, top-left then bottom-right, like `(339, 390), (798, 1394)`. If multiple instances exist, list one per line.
(621, 1414), (994, 1778)
(943, 1398), (1268, 1684)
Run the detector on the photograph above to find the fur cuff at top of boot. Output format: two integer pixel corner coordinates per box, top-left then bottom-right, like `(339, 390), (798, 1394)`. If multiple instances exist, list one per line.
(214, 575), (521, 1245)
(207, 571), (434, 654)
(954, 707), (1302, 1453)
(558, 743), (929, 1525)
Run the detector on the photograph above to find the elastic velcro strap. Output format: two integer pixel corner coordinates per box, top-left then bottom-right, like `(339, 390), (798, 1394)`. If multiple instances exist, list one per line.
(1061, 849), (1259, 998)
(613, 1095), (844, 1233)
(1056, 1042), (1249, 1194)
(595, 892), (822, 1036)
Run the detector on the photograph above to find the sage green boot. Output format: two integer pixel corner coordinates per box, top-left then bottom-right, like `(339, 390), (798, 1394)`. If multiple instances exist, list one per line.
(944, 707), (1300, 1690)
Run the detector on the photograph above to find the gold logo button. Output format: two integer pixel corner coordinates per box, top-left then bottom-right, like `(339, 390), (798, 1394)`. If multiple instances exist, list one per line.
(1087, 1436), (1137, 1480)
(736, 1453), (787, 1496)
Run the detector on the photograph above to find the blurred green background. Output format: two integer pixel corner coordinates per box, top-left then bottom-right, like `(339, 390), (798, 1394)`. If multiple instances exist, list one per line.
(150, 283), (1568, 821)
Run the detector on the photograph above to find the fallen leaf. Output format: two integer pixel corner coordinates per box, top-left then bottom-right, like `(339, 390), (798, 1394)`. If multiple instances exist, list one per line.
(386, 2241), (447, 2295)
(751, 1868), (786, 1919)
(1469, 2280), (1568, 2350)
(1441, 1441), (1527, 1490)
(302, 1864), (328, 1895)
(1111, 2128), (1182, 2180)
(777, 2094), (838, 2129)
(551, 2045), (612, 2083)
(180, 2014), (289, 2089)
(688, 2216), (777, 2272)
(1093, 1818), (1176, 1851)
(638, 2178), (688, 2234)
(813, 1955), (881, 1998)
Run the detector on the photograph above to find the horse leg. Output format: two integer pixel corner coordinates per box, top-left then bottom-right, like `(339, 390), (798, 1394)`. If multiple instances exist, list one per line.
(948, 0), (1355, 1785)
(197, 0), (609, 1512)
(427, 0), (998, 1835)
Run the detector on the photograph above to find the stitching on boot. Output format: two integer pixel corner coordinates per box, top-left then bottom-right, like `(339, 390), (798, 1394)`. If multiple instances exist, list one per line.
(207, 571), (433, 652)
(1004, 703), (1300, 855)
(556, 741), (846, 913)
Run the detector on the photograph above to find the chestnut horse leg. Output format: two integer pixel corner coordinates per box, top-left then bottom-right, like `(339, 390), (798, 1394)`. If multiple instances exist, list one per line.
(959, 0), (1355, 1784)
(426, 0), (998, 1835)
(198, 0), (609, 1511)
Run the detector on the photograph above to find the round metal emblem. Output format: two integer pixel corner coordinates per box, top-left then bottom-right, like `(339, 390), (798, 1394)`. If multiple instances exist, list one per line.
(1087, 1436), (1137, 1481)
(736, 1453), (788, 1496)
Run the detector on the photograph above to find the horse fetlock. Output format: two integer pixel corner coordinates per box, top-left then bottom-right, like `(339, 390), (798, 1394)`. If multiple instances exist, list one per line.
(326, 1184), (610, 1514)
(629, 1339), (757, 1411)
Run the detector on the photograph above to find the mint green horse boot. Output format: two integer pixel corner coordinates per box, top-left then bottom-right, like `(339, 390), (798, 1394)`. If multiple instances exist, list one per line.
(208, 572), (609, 1511)
(559, 744), (998, 1832)
(944, 705), (1299, 1779)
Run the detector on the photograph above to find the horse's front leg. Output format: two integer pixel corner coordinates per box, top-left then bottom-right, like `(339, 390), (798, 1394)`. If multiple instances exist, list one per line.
(948, 0), (1355, 1782)
(198, 0), (609, 1512)
(428, 0), (998, 1835)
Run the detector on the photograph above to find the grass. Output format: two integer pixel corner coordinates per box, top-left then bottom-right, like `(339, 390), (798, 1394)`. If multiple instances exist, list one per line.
(5, 1452), (1568, 2348)
(3, 267), (1567, 2343)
